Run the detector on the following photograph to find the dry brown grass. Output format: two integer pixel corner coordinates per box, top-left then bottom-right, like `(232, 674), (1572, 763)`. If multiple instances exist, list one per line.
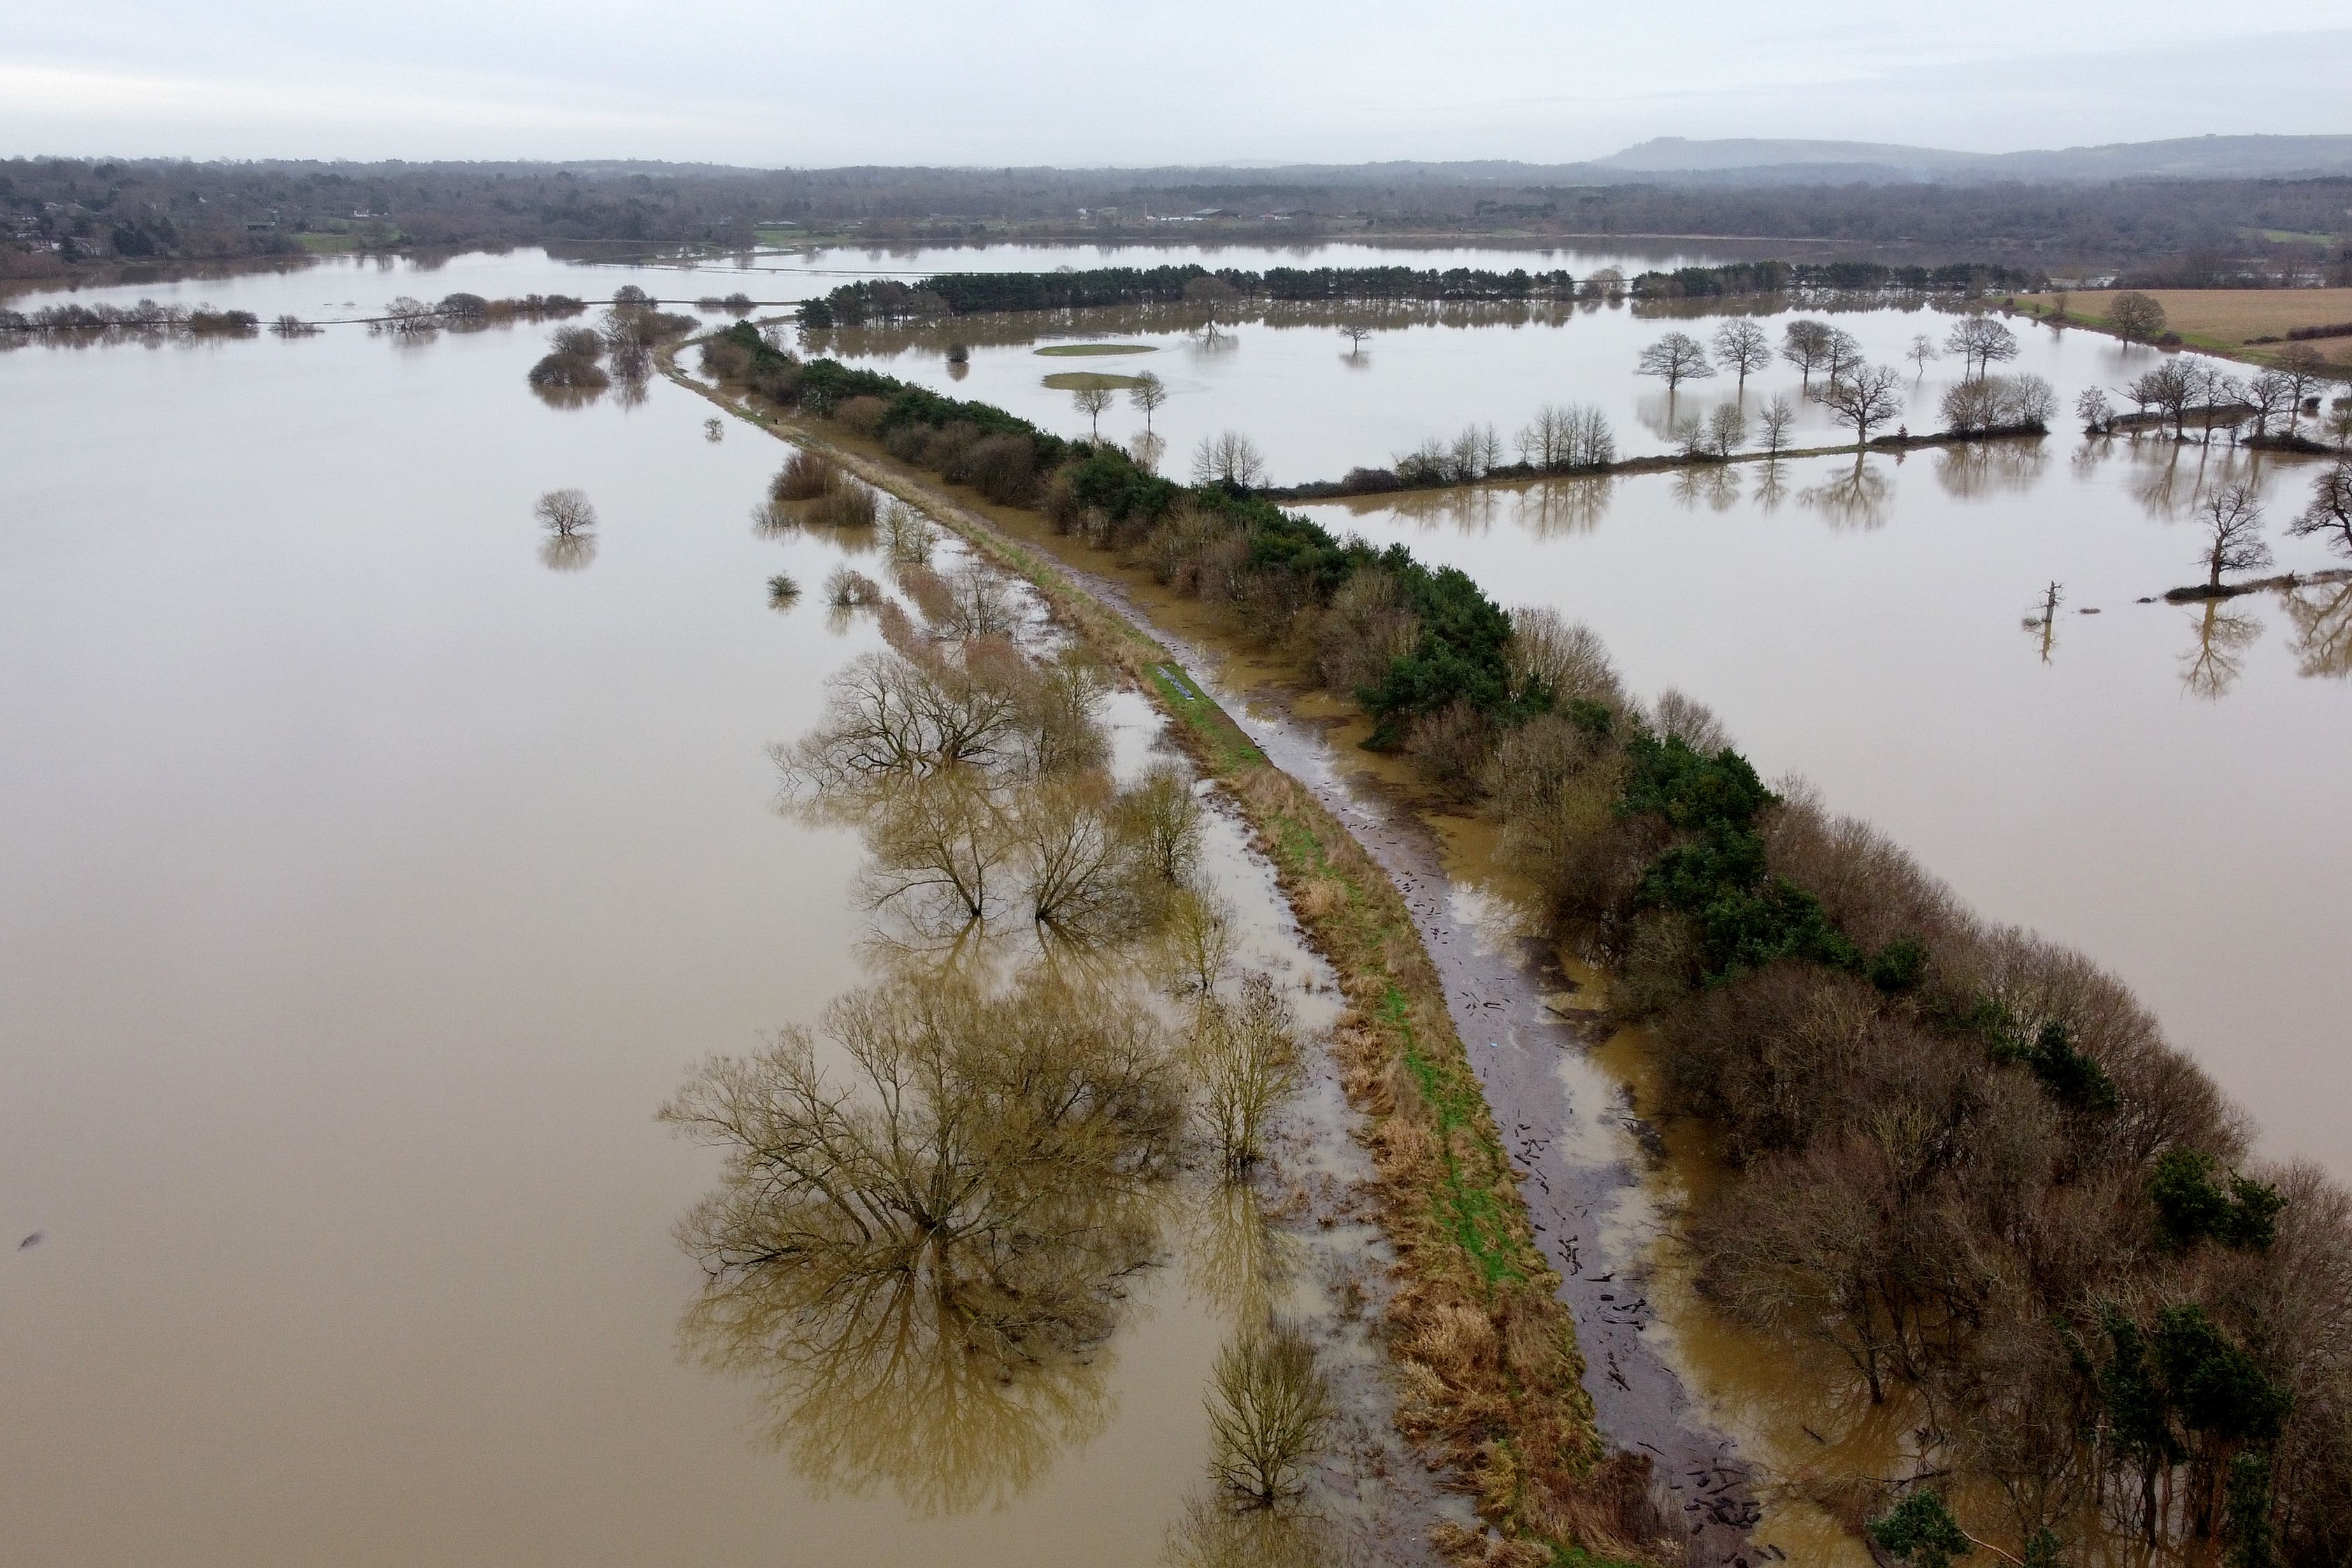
(2056, 289), (2352, 364)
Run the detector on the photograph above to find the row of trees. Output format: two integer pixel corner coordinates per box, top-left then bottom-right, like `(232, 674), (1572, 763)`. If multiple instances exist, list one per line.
(2073, 345), (2346, 445)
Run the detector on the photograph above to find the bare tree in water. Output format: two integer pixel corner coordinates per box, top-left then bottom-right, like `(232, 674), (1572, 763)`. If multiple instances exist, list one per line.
(2196, 482), (2272, 589)
(534, 488), (596, 537)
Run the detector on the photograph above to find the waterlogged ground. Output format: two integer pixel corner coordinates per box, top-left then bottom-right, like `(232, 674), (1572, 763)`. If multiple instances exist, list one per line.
(0, 282), (1431, 1565)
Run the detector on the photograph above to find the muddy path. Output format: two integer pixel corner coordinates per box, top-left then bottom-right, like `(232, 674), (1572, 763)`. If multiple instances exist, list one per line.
(1072, 576), (1764, 1567)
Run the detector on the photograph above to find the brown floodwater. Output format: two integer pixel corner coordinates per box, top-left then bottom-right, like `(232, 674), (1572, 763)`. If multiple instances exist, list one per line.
(11, 239), (2346, 1564)
(0, 305), (1437, 1564)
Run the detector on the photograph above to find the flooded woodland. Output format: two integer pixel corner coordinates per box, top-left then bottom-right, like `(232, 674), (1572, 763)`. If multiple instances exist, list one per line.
(3, 240), (2347, 1567)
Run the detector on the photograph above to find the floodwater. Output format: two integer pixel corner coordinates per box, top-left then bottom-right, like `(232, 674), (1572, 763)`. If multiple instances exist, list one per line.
(0, 289), (1419, 1564)
(1297, 438), (2352, 1185)
(808, 289), (2249, 486)
(9, 238), (2348, 1564)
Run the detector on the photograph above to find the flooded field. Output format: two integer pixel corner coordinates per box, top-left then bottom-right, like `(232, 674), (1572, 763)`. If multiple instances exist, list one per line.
(0, 278), (1428, 1565)
(6, 237), (2348, 1565)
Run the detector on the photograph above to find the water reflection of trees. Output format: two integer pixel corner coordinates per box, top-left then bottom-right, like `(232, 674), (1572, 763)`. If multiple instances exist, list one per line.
(2178, 600), (2261, 699)
(1516, 473), (1614, 536)
(2281, 581), (2352, 679)
(1672, 463), (1742, 513)
(1800, 460), (1895, 530)
(538, 533), (596, 571)
(1932, 438), (2049, 501)
(661, 968), (1179, 1511)
(812, 297), (1592, 359)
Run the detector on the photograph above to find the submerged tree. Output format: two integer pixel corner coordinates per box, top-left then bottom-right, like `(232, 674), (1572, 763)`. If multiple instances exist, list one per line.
(1636, 331), (1716, 396)
(1129, 370), (1170, 432)
(1205, 1321), (1335, 1506)
(661, 969), (1182, 1506)
(1191, 972), (1305, 1175)
(1945, 314), (2021, 377)
(2197, 482), (2272, 590)
(1712, 319), (1772, 389)
(1071, 381), (1114, 439)
(534, 487), (597, 538)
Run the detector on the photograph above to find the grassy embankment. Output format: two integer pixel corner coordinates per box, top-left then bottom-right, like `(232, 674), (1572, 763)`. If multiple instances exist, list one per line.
(659, 337), (1658, 1568)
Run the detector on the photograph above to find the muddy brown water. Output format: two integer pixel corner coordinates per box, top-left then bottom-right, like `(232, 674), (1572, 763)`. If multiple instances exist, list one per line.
(10, 241), (2345, 1565)
(0, 314), (1444, 1564)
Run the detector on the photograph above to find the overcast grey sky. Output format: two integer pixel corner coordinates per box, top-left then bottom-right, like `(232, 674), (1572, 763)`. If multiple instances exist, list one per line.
(4, 2), (2347, 165)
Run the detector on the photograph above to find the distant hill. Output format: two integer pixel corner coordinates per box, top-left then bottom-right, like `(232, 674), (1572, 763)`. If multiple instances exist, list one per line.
(1589, 134), (2352, 182)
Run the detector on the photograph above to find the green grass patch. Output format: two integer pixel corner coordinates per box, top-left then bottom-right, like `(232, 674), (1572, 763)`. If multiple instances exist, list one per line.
(293, 232), (361, 253)
(1042, 370), (1148, 392)
(1034, 343), (1157, 357)
(1147, 663), (1264, 770)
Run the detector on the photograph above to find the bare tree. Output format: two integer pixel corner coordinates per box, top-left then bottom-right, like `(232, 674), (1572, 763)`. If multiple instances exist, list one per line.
(1192, 431), (1267, 489)
(1191, 972), (1304, 1174)
(1822, 327), (1865, 385)
(1908, 333), (1942, 377)
(1119, 762), (1203, 886)
(1636, 331), (1716, 396)
(1707, 402), (1749, 457)
(2289, 459), (2352, 558)
(1516, 404), (1575, 470)
(1712, 319), (1772, 389)
(1128, 370), (1168, 432)
(1781, 319), (1834, 386)
(659, 968), (1181, 1501)
(2128, 361), (2202, 441)
(534, 487), (596, 538)
(1944, 315), (2021, 377)
(1205, 1321), (1335, 1506)
(1071, 382), (1114, 439)
(2107, 291), (2167, 345)
(1337, 320), (1373, 356)
(1759, 394), (1798, 456)
(2278, 344), (2332, 433)
(2075, 387), (2116, 435)
(1447, 422), (1502, 480)
(2197, 482), (2273, 589)
(1816, 364), (1906, 456)
(2245, 371), (2296, 438)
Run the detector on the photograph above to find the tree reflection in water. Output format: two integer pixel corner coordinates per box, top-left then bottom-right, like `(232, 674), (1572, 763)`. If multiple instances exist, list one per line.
(666, 546), (1238, 1509)
(661, 969), (1181, 1512)
(538, 533), (596, 571)
(2281, 580), (2352, 679)
(1671, 463), (1740, 514)
(1800, 459), (1894, 530)
(2179, 600), (2261, 700)
(1516, 473), (1613, 537)
(1932, 437), (2049, 501)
